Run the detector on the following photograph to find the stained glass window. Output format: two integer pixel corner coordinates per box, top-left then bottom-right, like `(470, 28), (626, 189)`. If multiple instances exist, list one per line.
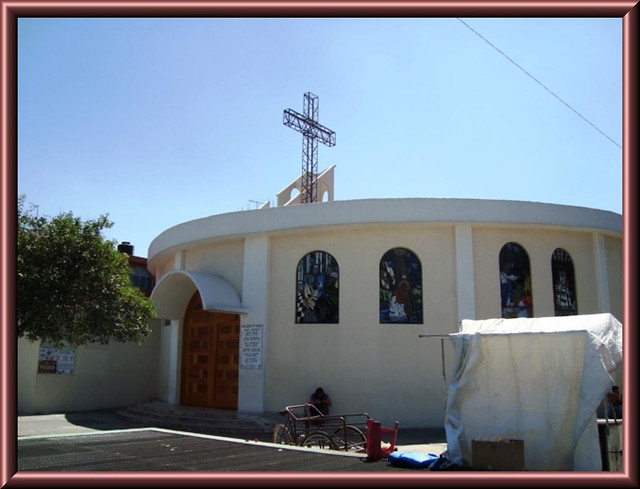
(552, 248), (578, 316)
(295, 251), (339, 323)
(380, 248), (423, 324)
(499, 242), (533, 318)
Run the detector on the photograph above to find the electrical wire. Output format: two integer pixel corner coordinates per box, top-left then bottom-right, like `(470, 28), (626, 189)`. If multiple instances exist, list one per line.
(457, 18), (621, 150)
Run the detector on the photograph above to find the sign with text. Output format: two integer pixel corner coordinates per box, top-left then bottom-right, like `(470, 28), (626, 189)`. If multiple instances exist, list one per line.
(38, 346), (75, 374)
(240, 324), (263, 369)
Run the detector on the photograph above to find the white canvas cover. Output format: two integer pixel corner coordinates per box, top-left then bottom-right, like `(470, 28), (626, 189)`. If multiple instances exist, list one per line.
(445, 313), (622, 471)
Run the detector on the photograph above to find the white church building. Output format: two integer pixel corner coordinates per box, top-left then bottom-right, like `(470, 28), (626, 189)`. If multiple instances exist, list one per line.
(18, 166), (622, 428)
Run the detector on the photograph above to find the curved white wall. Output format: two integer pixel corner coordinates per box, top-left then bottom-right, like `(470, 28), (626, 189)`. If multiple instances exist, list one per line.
(148, 198), (621, 266)
(147, 198), (622, 427)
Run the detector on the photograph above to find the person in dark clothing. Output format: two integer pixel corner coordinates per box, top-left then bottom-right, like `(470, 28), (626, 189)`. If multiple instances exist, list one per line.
(607, 385), (622, 419)
(309, 387), (332, 415)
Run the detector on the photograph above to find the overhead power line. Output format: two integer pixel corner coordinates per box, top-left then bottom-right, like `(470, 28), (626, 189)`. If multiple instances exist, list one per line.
(457, 18), (621, 149)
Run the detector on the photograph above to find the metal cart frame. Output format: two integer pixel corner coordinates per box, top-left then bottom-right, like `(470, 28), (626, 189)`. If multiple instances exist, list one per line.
(272, 403), (370, 452)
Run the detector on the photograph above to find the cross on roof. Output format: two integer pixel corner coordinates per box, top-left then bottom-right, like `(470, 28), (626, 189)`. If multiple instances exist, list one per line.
(283, 92), (336, 204)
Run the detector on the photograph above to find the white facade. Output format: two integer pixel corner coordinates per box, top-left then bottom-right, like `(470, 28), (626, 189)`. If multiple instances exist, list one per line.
(147, 197), (622, 428)
(17, 161), (622, 422)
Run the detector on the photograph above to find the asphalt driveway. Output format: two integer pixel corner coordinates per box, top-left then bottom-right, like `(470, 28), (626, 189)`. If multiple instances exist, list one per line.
(17, 429), (415, 472)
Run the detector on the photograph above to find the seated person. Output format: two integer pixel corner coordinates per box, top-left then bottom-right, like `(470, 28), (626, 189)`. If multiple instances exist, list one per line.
(309, 387), (332, 415)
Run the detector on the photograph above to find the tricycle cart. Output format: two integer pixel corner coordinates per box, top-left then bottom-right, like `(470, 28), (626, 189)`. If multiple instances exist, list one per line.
(272, 403), (370, 452)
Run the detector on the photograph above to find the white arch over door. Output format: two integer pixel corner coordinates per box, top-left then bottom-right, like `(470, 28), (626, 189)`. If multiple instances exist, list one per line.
(151, 270), (248, 319)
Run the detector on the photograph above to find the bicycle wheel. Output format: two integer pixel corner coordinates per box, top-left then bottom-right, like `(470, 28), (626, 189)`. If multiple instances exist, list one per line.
(273, 423), (293, 444)
(301, 431), (336, 450)
(332, 425), (367, 451)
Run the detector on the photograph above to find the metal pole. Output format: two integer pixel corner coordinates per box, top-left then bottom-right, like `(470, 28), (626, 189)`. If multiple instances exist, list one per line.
(419, 334), (450, 419)
(440, 338), (447, 415)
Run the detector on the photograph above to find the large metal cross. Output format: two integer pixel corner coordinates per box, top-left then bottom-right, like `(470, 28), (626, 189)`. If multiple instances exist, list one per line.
(283, 92), (336, 204)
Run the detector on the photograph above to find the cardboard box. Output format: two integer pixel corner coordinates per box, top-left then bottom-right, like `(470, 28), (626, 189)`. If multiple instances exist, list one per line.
(472, 439), (525, 470)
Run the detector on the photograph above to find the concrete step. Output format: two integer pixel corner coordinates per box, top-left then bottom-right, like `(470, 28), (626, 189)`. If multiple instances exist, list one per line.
(116, 400), (281, 436)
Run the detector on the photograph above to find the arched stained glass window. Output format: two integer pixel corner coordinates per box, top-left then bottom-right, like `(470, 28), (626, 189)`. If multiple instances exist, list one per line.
(295, 251), (339, 323)
(552, 248), (578, 316)
(379, 248), (423, 324)
(499, 242), (533, 318)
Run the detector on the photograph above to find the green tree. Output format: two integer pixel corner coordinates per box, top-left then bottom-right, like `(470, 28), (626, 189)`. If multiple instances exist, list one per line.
(17, 196), (155, 346)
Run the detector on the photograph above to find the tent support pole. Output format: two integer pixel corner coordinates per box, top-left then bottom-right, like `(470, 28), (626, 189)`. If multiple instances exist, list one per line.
(420, 334), (450, 419)
(440, 338), (447, 415)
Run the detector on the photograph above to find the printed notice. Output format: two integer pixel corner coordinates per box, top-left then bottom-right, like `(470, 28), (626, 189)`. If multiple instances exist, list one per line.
(240, 324), (263, 369)
(38, 346), (75, 374)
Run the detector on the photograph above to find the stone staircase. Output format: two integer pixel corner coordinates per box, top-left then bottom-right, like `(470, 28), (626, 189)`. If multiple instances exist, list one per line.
(116, 400), (282, 437)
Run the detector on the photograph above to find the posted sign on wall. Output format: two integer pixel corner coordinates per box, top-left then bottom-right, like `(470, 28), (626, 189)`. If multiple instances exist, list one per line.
(38, 346), (75, 374)
(240, 324), (263, 369)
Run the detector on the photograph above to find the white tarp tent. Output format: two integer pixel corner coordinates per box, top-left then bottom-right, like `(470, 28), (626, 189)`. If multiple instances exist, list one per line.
(444, 313), (622, 471)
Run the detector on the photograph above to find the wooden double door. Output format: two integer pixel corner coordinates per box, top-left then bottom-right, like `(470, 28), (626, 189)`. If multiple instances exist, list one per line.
(180, 293), (239, 409)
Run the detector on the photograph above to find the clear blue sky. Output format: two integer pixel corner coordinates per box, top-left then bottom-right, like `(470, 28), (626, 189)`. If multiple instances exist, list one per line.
(18, 17), (622, 257)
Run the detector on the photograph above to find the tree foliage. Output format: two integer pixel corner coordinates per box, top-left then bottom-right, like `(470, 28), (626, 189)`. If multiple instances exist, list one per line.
(17, 196), (155, 346)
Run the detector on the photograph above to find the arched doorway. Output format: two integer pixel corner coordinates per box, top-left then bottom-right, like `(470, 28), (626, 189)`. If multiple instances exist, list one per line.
(180, 292), (240, 409)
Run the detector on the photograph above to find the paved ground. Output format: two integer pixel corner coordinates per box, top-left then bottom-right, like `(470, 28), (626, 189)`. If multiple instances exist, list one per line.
(17, 408), (448, 450)
(13, 408), (449, 474)
(17, 430), (438, 472)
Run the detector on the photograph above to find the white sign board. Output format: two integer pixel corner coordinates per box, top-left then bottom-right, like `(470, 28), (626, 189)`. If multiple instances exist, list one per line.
(240, 324), (263, 369)
(38, 346), (75, 375)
